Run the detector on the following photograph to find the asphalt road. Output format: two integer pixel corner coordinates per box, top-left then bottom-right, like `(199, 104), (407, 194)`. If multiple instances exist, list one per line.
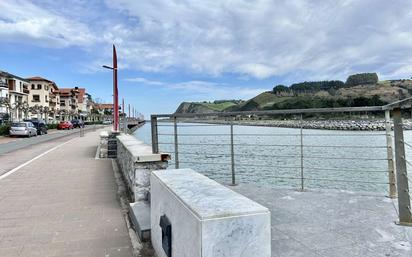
(0, 125), (104, 155)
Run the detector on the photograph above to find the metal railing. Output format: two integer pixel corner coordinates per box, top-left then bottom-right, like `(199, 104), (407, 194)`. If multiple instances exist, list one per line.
(150, 99), (412, 226)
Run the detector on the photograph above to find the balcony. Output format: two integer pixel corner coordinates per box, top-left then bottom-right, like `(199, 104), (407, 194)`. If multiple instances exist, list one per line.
(0, 82), (7, 88)
(23, 88), (30, 94)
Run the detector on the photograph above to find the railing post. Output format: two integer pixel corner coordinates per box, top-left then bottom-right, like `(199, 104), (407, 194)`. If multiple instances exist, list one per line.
(151, 115), (159, 154)
(124, 116), (128, 134)
(300, 113), (304, 191)
(230, 123), (236, 186)
(392, 108), (412, 226)
(173, 116), (179, 169)
(385, 110), (397, 198)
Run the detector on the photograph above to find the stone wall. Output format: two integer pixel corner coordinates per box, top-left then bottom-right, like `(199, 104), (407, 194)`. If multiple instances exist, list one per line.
(116, 134), (169, 201)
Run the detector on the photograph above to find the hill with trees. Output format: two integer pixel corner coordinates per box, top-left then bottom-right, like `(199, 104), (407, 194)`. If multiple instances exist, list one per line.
(175, 72), (412, 114)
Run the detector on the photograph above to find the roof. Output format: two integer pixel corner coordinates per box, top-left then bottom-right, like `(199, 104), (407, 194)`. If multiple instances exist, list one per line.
(0, 70), (30, 82)
(58, 88), (79, 97)
(96, 104), (113, 110)
(77, 88), (86, 103)
(26, 76), (54, 83)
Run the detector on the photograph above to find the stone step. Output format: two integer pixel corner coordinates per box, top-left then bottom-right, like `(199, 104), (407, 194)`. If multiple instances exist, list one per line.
(129, 201), (151, 242)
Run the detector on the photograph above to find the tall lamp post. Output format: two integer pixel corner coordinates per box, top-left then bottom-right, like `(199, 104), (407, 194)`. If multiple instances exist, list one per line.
(103, 44), (119, 132)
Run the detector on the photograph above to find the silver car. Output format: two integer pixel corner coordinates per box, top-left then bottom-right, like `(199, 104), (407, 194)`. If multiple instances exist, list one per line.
(9, 122), (38, 137)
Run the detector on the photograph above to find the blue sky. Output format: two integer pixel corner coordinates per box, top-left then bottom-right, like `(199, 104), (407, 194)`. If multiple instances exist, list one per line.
(1, 0), (412, 118)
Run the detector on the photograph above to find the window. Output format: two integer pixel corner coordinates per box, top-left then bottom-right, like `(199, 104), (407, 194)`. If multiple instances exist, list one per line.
(45, 95), (48, 102)
(45, 85), (49, 90)
(33, 95), (40, 102)
(31, 84), (35, 89)
(37, 84), (41, 90)
(60, 100), (66, 106)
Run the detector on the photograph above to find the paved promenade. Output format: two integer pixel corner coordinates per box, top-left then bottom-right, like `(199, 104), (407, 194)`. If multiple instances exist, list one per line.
(233, 185), (412, 257)
(0, 129), (133, 257)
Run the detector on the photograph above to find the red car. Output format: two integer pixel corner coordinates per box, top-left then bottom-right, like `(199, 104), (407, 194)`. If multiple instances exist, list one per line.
(57, 121), (74, 130)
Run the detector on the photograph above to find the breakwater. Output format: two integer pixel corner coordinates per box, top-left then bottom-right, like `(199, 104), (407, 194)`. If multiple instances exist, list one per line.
(175, 119), (412, 131)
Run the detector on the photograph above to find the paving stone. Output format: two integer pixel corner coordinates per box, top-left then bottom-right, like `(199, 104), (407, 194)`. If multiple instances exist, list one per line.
(0, 129), (132, 257)
(233, 184), (412, 257)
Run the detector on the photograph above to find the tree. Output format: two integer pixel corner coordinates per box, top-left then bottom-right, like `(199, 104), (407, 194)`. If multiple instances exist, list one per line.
(272, 85), (289, 94)
(345, 73), (378, 87)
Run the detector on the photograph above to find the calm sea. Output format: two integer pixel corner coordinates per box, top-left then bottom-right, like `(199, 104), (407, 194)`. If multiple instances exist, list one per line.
(133, 122), (412, 193)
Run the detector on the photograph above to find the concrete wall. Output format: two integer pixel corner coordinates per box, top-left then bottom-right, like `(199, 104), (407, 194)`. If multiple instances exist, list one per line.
(151, 169), (271, 257)
(116, 134), (169, 201)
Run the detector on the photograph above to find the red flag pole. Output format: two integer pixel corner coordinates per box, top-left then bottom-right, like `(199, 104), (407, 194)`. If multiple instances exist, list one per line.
(113, 45), (119, 132)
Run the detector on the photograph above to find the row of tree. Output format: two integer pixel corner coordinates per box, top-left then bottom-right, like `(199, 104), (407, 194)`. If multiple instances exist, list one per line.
(270, 95), (386, 110)
(273, 72), (379, 94)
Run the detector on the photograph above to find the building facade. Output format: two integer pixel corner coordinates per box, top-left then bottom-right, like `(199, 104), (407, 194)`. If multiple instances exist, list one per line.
(27, 76), (61, 121)
(59, 87), (79, 120)
(76, 88), (93, 120)
(0, 72), (9, 122)
(3, 72), (30, 121)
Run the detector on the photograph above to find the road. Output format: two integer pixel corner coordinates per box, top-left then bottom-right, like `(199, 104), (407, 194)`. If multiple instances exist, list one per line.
(0, 125), (103, 155)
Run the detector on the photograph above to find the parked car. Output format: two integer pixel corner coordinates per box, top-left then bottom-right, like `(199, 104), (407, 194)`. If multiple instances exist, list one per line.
(24, 119), (47, 135)
(102, 120), (112, 125)
(57, 121), (73, 130)
(71, 119), (85, 128)
(9, 122), (38, 137)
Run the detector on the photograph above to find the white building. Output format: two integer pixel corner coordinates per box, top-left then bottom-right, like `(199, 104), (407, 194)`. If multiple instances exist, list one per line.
(0, 71), (29, 121)
(76, 88), (92, 120)
(59, 87), (79, 120)
(0, 72), (9, 121)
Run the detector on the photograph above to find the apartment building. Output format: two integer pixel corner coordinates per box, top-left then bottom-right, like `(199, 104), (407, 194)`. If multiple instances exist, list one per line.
(0, 72), (9, 121)
(1, 71), (30, 121)
(59, 87), (79, 120)
(76, 88), (93, 120)
(27, 76), (60, 121)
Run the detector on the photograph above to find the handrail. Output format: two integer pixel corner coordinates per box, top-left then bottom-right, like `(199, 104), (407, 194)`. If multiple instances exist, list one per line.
(152, 106), (384, 118)
(150, 100), (412, 225)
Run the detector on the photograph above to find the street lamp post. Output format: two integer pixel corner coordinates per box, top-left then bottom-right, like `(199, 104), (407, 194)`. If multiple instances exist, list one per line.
(102, 44), (119, 133)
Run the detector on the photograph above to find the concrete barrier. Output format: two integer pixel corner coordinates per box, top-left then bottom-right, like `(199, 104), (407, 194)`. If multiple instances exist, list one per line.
(116, 134), (170, 201)
(99, 131), (109, 158)
(151, 169), (271, 257)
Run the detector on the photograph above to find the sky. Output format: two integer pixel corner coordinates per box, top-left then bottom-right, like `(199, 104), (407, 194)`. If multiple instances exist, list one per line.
(1, 0), (412, 118)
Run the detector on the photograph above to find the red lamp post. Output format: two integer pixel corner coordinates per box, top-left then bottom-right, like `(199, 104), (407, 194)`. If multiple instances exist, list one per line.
(103, 45), (119, 132)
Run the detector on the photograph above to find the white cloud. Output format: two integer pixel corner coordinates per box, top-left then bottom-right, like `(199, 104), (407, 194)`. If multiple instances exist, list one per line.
(125, 77), (265, 100)
(2, 0), (412, 81)
(124, 77), (165, 85)
(103, 0), (412, 80)
(0, 0), (96, 48)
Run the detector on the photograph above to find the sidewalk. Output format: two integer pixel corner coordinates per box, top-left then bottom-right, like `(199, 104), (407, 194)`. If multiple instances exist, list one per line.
(0, 129), (133, 257)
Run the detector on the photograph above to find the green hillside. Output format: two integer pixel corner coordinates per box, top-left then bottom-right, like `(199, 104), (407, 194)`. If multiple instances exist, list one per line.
(174, 73), (412, 114)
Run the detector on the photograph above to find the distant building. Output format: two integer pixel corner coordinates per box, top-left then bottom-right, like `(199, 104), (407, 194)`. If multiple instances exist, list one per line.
(95, 103), (113, 117)
(58, 87), (80, 120)
(76, 88), (93, 120)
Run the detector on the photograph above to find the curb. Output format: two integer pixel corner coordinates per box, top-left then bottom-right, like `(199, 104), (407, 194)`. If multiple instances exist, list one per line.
(111, 159), (156, 257)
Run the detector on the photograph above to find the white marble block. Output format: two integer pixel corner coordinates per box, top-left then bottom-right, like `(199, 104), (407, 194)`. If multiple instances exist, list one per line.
(151, 169), (271, 257)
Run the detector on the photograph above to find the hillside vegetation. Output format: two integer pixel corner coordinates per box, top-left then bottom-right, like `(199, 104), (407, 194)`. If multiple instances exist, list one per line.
(175, 73), (412, 114)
